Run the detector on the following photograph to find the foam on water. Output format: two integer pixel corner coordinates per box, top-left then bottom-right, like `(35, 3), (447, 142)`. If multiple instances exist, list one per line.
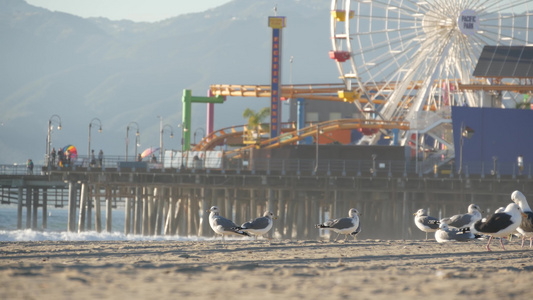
(0, 229), (208, 242)
(0, 206), (214, 242)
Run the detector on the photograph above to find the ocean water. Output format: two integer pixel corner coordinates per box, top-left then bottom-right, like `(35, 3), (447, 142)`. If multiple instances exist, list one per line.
(0, 206), (206, 242)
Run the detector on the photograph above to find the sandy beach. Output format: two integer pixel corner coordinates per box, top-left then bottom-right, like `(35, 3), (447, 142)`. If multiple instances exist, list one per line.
(1, 238), (533, 299)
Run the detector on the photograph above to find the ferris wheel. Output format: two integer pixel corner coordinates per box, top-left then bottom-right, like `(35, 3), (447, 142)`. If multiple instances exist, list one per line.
(330, 0), (533, 130)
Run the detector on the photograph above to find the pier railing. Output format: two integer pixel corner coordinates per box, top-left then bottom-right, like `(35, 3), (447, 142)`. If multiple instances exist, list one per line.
(1, 155), (530, 177)
(0, 164), (43, 175)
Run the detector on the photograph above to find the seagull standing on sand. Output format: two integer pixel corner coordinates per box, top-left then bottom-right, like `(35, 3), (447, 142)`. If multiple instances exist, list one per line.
(236, 211), (277, 239)
(435, 223), (478, 243)
(511, 190), (533, 248)
(315, 208), (361, 241)
(414, 208), (439, 240)
(440, 204), (483, 229)
(206, 206), (249, 241)
(350, 223), (362, 239)
(471, 202), (526, 251)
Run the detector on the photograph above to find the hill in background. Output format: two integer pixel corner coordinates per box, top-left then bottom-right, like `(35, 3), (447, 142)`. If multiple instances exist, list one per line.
(0, 0), (339, 164)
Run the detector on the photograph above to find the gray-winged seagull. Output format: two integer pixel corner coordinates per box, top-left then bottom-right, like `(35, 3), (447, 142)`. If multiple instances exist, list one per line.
(237, 211), (277, 239)
(471, 202), (526, 251)
(414, 208), (439, 240)
(440, 204), (482, 229)
(511, 190), (533, 248)
(435, 223), (478, 243)
(206, 206), (249, 241)
(315, 208), (360, 241)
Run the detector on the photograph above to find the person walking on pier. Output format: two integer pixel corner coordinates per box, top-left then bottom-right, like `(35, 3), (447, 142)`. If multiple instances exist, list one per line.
(57, 148), (64, 167)
(51, 148), (56, 167)
(65, 150), (71, 167)
(90, 149), (96, 167)
(27, 159), (34, 175)
(98, 149), (104, 167)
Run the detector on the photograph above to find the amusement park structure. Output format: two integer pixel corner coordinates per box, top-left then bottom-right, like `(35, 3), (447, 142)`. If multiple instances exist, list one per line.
(182, 0), (533, 174)
(328, 0), (533, 170)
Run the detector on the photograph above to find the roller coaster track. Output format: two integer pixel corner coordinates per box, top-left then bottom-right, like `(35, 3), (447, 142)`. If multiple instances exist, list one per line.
(193, 119), (409, 157)
(192, 123), (296, 151)
(210, 83), (352, 102)
(210, 82), (461, 108)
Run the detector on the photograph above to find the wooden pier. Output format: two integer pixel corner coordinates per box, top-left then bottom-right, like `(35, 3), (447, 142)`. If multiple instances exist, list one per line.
(1, 167), (532, 240)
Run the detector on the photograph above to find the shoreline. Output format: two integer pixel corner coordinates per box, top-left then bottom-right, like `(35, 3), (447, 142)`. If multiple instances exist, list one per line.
(1, 239), (533, 299)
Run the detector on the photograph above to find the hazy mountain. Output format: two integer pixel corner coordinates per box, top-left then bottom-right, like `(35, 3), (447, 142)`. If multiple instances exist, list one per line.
(0, 0), (339, 164)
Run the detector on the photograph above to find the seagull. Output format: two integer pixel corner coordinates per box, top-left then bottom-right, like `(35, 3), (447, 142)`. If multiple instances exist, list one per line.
(236, 211), (277, 239)
(471, 202), (526, 251)
(435, 223), (478, 243)
(413, 208), (439, 240)
(350, 223), (362, 239)
(492, 206), (519, 241)
(481, 207), (504, 222)
(511, 190), (533, 248)
(440, 204), (483, 229)
(206, 206), (249, 241)
(494, 207), (505, 213)
(315, 208), (360, 241)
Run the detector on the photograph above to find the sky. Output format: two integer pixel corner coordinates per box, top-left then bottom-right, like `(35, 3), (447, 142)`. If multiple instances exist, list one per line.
(25, 0), (233, 22)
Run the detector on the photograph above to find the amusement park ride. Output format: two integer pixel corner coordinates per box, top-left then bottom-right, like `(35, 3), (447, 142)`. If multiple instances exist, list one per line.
(184, 0), (533, 172)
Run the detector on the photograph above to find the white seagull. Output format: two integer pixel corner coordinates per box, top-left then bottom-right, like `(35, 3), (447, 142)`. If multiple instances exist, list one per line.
(471, 202), (526, 251)
(435, 223), (478, 243)
(316, 208), (361, 241)
(494, 207), (505, 213)
(511, 190), (533, 248)
(414, 208), (439, 240)
(236, 211), (277, 239)
(206, 206), (249, 241)
(440, 204), (483, 229)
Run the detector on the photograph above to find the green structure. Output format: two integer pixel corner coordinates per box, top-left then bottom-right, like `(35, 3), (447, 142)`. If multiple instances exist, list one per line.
(181, 89), (225, 151)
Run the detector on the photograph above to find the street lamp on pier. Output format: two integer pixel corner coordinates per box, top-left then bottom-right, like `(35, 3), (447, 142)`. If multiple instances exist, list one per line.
(158, 116), (174, 164)
(314, 124), (323, 174)
(181, 123), (189, 152)
(458, 122), (474, 175)
(126, 122), (140, 161)
(194, 127), (205, 145)
(47, 114), (62, 167)
(88, 118), (102, 166)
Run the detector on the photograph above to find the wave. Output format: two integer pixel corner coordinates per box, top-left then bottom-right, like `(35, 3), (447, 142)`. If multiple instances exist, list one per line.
(0, 229), (209, 242)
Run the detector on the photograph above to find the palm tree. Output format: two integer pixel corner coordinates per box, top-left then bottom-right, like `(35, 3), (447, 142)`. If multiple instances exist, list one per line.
(515, 99), (531, 109)
(243, 107), (271, 143)
(515, 94), (531, 109)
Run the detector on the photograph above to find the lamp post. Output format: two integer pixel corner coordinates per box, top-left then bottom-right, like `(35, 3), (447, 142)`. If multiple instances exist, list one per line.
(194, 127), (205, 145)
(314, 123), (320, 174)
(181, 123), (189, 152)
(458, 122), (465, 175)
(126, 122), (140, 161)
(159, 116), (174, 164)
(491, 156), (498, 176)
(47, 114), (62, 167)
(518, 155), (524, 175)
(458, 122), (474, 175)
(289, 56), (294, 85)
(88, 118), (102, 166)
(181, 123), (189, 168)
(371, 154), (377, 176)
